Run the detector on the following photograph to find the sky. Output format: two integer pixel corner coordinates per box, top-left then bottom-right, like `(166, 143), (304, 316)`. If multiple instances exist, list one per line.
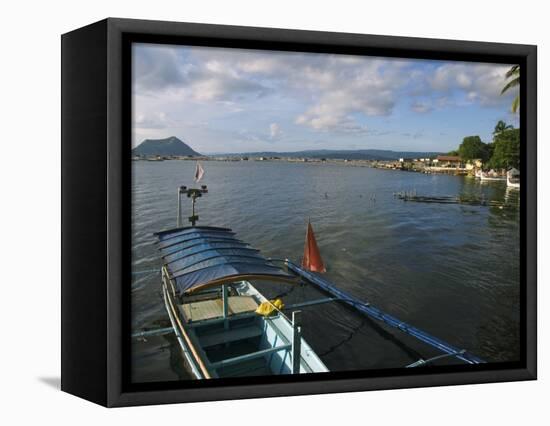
(132, 43), (519, 154)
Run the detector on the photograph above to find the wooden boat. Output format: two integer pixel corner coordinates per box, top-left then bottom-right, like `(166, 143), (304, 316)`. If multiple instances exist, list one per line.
(152, 184), (484, 379)
(157, 225), (329, 379)
(156, 184), (328, 378)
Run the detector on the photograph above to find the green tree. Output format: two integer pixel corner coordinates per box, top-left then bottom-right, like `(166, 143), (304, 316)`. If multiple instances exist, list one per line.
(487, 128), (520, 170)
(501, 65), (520, 113)
(493, 120), (514, 136)
(485, 143), (494, 165)
(458, 136), (490, 162)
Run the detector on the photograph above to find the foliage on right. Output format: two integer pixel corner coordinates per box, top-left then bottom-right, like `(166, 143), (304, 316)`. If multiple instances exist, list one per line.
(455, 121), (519, 171)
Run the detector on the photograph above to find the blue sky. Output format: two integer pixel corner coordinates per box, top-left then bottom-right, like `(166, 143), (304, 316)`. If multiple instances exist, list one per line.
(132, 43), (519, 153)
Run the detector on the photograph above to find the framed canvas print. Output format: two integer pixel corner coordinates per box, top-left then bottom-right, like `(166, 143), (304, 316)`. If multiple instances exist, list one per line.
(61, 18), (537, 407)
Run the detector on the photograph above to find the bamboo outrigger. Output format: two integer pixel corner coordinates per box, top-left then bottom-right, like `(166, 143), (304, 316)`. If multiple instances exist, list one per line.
(151, 184), (484, 379)
(284, 261), (484, 365)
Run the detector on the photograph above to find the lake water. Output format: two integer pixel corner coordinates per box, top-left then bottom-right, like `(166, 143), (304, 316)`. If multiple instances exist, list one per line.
(131, 160), (520, 383)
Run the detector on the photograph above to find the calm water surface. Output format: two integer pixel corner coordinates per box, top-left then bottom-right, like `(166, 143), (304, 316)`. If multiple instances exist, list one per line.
(131, 160), (520, 382)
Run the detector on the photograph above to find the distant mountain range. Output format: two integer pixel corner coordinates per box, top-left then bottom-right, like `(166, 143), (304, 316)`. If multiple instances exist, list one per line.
(132, 137), (441, 161)
(132, 137), (201, 157)
(221, 149), (443, 161)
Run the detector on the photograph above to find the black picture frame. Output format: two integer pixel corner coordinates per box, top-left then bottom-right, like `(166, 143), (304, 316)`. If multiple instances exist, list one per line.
(61, 17), (537, 407)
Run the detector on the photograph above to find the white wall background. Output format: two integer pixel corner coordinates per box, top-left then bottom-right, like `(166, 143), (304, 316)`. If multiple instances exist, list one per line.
(0, 0), (546, 423)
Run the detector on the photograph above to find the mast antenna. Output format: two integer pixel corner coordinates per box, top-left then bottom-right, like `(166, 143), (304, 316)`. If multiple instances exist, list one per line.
(177, 185), (208, 227)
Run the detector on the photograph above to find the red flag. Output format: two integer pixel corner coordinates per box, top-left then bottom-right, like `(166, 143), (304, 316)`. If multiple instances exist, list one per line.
(302, 219), (326, 273)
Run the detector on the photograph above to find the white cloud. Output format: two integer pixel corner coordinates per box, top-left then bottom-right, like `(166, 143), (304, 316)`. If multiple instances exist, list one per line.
(134, 112), (170, 129)
(411, 100), (433, 114)
(269, 123), (282, 139)
(134, 46), (410, 134)
(238, 57), (281, 73)
(134, 44), (268, 103)
(133, 44), (187, 91)
(429, 62), (517, 107)
(132, 44), (519, 151)
(285, 57), (406, 132)
(295, 84), (395, 132)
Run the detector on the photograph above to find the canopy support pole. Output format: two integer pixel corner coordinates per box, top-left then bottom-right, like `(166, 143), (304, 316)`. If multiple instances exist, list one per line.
(222, 284), (229, 329)
(178, 186), (208, 226)
(190, 195), (197, 226)
(176, 186), (183, 227)
(291, 311), (302, 374)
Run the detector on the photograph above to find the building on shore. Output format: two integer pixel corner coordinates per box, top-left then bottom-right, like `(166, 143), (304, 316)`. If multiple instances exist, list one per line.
(424, 155), (469, 175)
(433, 155), (463, 168)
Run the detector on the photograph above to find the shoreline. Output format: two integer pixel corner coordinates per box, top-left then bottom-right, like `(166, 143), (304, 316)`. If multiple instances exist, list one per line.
(132, 155), (477, 176)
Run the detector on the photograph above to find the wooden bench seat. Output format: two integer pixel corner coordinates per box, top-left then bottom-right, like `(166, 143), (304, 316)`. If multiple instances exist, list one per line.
(180, 295), (258, 322)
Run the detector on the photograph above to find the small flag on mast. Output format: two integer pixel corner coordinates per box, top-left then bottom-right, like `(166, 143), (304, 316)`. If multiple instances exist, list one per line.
(302, 219), (326, 273)
(194, 161), (205, 182)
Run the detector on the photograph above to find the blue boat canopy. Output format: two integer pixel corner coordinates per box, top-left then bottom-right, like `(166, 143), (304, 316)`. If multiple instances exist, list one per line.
(156, 226), (296, 295)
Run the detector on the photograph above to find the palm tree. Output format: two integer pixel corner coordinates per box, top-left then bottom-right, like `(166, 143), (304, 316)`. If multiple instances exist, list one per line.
(501, 65), (520, 113)
(493, 120), (514, 136)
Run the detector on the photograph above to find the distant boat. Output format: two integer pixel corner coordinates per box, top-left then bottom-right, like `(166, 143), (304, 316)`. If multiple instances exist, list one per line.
(507, 168), (520, 189)
(479, 170), (505, 181)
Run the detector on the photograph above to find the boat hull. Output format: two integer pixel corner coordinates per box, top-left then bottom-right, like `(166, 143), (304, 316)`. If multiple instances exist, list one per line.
(480, 175), (505, 181)
(507, 172), (520, 189)
(507, 178), (520, 188)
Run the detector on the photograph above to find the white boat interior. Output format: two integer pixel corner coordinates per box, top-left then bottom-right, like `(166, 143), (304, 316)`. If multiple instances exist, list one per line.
(163, 277), (328, 379)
